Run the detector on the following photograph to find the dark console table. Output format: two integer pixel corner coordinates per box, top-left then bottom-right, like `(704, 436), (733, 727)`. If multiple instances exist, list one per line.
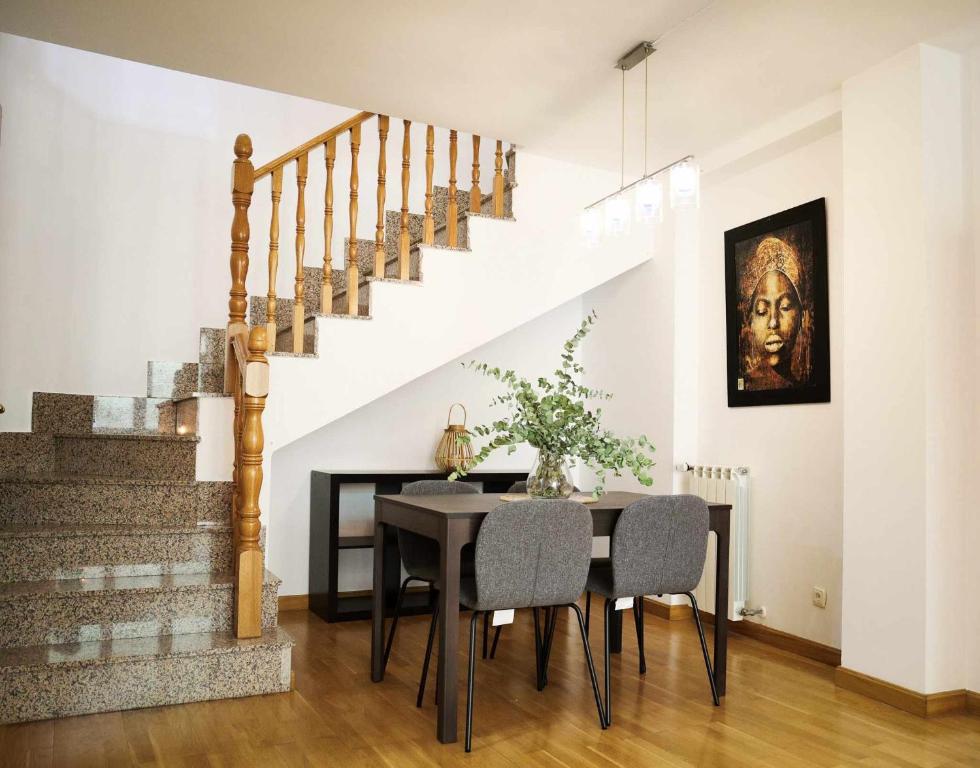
(309, 470), (526, 622)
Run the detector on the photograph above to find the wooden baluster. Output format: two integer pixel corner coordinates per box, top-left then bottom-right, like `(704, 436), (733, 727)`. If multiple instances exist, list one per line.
(399, 120), (411, 280)
(232, 369), (243, 578)
(266, 167), (282, 343)
(322, 138), (336, 313)
(374, 116), (389, 278)
(292, 153), (308, 353)
(225, 134), (254, 393)
(424, 125), (435, 245)
(347, 123), (361, 316)
(235, 325), (270, 639)
(447, 130), (458, 247)
(493, 140), (504, 217)
(470, 135), (481, 213)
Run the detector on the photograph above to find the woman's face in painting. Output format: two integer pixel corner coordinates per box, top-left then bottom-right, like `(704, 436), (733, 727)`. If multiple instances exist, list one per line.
(750, 270), (801, 370)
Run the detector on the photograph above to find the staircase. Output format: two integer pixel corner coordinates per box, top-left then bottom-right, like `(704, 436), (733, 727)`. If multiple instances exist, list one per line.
(0, 386), (290, 723)
(0, 109), (649, 723)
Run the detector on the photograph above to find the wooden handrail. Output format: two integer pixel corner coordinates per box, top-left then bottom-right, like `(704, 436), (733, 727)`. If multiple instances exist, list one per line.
(253, 111), (375, 180)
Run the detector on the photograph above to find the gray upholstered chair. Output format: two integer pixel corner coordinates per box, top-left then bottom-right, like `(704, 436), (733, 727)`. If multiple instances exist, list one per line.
(421, 499), (606, 751)
(586, 494), (719, 725)
(383, 480), (478, 683)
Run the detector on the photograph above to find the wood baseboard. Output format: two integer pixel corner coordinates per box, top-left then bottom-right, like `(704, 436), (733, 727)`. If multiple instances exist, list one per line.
(641, 597), (692, 621)
(695, 607), (842, 667)
(968, 690), (980, 716)
(278, 594), (309, 612)
(834, 667), (972, 717)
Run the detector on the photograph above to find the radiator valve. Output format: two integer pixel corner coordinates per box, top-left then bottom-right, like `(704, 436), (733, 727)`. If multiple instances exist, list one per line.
(739, 606), (766, 618)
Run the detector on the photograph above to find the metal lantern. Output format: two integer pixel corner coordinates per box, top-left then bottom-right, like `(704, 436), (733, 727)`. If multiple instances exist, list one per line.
(435, 403), (474, 472)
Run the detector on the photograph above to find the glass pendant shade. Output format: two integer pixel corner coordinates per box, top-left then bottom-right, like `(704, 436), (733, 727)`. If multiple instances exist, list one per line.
(580, 208), (601, 247)
(670, 160), (700, 208)
(635, 178), (664, 222)
(604, 195), (631, 236)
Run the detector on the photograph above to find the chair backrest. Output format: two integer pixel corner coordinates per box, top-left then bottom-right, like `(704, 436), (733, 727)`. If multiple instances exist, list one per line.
(610, 495), (709, 597)
(398, 480), (479, 576)
(472, 500), (592, 611)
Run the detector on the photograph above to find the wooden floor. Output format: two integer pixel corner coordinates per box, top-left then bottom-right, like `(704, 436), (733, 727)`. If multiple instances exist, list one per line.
(2, 608), (978, 767)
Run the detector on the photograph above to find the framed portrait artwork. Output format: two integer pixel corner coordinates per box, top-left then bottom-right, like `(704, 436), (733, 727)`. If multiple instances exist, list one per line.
(724, 198), (830, 407)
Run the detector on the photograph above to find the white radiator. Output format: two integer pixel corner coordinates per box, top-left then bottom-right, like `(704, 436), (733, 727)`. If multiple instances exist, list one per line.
(675, 463), (750, 621)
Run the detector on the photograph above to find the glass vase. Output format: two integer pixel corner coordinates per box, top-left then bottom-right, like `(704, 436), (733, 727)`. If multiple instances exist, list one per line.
(526, 450), (574, 499)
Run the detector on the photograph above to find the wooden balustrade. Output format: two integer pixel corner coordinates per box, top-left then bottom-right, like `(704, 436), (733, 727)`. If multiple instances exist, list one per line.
(424, 125), (435, 245)
(399, 120), (411, 279)
(470, 135), (481, 213)
(375, 116), (389, 278)
(493, 140), (505, 217)
(266, 167), (282, 341)
(225, 116), (515, 637)
(448, 130), (458, 247)
(322, 138), (336, 313)
(347, 122), (361, 316)
(292, 153), (308, 353)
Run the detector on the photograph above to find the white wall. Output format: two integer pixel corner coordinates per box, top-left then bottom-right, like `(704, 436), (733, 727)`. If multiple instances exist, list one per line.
(268, 298), (583, 596)
(968, 43), (980, 697)
(840, 44), (977, 695)
(0, 33), (495, 430)
(584, 103), (844, 648)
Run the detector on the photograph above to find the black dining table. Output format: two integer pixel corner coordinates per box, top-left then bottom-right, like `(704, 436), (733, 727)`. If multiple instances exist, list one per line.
(370, 491), (731, 744)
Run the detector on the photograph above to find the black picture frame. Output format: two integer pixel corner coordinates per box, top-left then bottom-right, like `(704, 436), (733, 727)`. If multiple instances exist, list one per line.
(724, 198), (830, 407)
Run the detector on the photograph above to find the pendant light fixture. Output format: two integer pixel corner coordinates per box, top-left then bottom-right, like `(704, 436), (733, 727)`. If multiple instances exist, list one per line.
(582, 40), (698, 246)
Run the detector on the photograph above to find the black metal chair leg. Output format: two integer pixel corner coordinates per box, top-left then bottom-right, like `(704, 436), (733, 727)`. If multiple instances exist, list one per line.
(417, 601), (439, 707)
(489, 624), (502, 659)
(465, 612), (480, 753)
(633, 597), (646, 675)
(685, 592), (720, 706)
(585, 591), (591, 636)
(482, 612), (489, 659)
(569, 603), (607, 729)
(382, 576), (413, 670)
(603, 599), (613, 726)
(539, 607), (558, 690)
(533, 607), (543, 683)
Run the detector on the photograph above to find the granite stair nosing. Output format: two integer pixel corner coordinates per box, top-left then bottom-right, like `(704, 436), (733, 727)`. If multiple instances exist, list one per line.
(0, 628), (293, 723)
(0, 476), (233, 526)
(0, 570), (280, 648)
(0, 522), (233, 582)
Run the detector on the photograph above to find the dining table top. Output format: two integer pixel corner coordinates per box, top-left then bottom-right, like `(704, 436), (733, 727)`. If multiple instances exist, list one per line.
(374, 490), (731, 518)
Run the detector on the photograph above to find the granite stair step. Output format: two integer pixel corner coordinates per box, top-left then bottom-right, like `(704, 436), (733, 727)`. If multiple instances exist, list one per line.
(0, 628), (292, 723)
(32, 393), (178, 436)
(146, 361), (199, 400)
(0, 522), (232, 582)
(0, 570), (280, 648)
(0, 476), (232, 526)
(54, 432), (198, 480)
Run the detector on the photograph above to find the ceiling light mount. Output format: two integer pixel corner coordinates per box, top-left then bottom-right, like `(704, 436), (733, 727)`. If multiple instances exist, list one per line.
(615, 41), (656, 71)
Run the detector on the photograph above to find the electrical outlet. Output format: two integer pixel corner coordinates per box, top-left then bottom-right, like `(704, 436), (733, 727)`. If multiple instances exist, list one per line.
(812, 586), (827, 609)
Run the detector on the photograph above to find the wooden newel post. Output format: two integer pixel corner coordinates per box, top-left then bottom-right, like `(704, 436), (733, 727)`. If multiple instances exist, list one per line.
(225, 134), (254, 393)
(235, 325), (270, 639)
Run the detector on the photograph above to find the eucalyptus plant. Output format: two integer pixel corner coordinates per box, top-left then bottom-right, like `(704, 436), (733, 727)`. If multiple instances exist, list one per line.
(449, 311), (655, 495)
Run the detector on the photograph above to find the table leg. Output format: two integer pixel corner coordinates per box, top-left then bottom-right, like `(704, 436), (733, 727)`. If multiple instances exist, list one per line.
(608, 606), (623, 653)
(713, 518), (730, 696)
(370, 516), (388, 682)
(436, 522), (464, 743)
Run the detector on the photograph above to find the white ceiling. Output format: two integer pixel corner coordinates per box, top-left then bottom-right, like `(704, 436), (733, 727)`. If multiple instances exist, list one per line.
(2, 0), (979, 172)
